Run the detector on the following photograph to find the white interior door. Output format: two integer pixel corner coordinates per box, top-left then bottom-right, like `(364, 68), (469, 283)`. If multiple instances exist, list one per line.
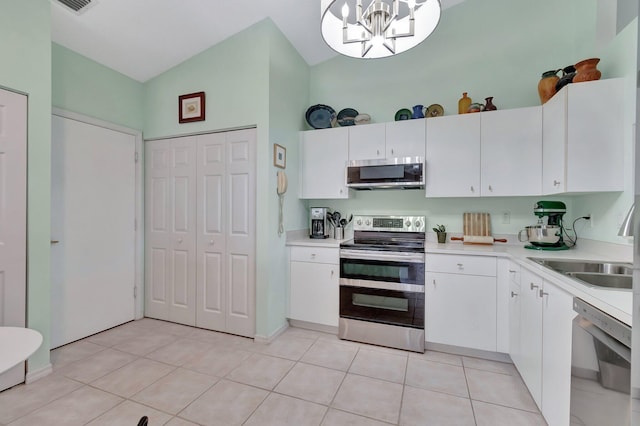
(0, 88), (27, 391)
(145, 137), (197, 326)
(196, 133), (227, 331)
(51, 115), (136, 348)
(224, 129), (256, 337)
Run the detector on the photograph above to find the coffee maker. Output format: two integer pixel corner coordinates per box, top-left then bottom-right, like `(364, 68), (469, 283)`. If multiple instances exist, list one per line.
(310, 207), (329, 239)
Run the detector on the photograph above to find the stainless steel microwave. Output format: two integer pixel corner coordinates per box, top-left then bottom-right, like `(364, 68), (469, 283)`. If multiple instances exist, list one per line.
(345, 157), (424, 190)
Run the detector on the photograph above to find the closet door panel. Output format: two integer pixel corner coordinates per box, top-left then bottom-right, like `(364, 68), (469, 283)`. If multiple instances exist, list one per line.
(224, 129), (256, 337)
(196, 133), (226, 330)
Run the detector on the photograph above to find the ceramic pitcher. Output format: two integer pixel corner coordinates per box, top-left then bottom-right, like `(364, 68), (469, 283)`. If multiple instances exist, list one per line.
(412, 105), (425, 119)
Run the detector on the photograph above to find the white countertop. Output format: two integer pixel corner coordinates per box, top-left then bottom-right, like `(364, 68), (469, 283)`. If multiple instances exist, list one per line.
(287, 235), (634, 326)
(0, 327), (43, 374)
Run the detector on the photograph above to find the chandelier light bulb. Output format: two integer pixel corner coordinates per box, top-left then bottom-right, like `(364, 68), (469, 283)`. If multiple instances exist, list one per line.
(342, 2), (349, 18)
(408, 0), (416, 8)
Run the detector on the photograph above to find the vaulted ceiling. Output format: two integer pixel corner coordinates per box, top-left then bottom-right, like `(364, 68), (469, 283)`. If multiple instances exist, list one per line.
(50, 0), (465, 82)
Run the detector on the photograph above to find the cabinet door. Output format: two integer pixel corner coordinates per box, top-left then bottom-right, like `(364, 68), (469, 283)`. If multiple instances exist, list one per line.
(541, 89), (567, 194)
(385, 119), (425, 158)
(566, 78), (624, 192)
(426, 272), (497, 351)
(289, 261), (339, 327)
(508, 280), (521, 367)
(481, 107), (542, 196)
(300, 128), (350, 199)
(348, 123), (385, 160)
(541, 281), (573, 426)
(518, 268), (543, 407)
(425, 114), (481, 197)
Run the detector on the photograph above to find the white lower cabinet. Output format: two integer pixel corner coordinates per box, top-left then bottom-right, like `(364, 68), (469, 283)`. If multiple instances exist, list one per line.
(517, 267), (573, 426)
(289, 246), (339, 327)
(426, 254), (497, 352)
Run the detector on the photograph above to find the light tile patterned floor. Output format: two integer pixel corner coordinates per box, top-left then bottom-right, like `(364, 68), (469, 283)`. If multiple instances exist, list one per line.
(0, 319), (547, 425)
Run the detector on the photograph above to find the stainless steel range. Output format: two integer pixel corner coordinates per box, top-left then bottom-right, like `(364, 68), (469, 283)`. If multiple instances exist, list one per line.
(339, 215), (426, 352)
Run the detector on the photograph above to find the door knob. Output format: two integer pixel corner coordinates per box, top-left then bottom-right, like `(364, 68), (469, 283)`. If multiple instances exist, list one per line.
(209, 240), (214, 245)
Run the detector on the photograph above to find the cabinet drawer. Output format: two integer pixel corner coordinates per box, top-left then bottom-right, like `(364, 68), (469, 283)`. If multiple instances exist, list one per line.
(290, 246), (339, 264)
(426, 254), (496, 276)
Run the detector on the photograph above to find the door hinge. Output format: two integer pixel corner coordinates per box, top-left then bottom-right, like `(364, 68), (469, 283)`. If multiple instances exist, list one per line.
(134, 152), (139, 163)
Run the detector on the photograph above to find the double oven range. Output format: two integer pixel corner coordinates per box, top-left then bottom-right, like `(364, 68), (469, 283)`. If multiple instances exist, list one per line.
(339, 215), (426, 352)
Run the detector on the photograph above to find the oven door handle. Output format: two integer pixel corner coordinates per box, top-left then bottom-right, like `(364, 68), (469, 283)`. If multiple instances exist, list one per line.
(339, 249), (424, 263)
(574, 316), (631, 363)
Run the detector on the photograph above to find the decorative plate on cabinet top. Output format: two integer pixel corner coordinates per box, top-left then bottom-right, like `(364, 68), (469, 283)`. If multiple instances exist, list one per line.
(305, 104), (336, 129)
(426, 104), (444, 118)
(354, 113), (371, 125)
(394, 108), (412, 121)
(337, 108), (359, 126)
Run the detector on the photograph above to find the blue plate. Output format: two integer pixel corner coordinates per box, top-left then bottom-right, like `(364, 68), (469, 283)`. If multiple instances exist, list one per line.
(306, 104), (336, 129)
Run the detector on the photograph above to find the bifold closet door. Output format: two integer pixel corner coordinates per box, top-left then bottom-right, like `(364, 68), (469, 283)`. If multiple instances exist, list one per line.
(196, 129), (256, 337)
(145, 137), (197, 325)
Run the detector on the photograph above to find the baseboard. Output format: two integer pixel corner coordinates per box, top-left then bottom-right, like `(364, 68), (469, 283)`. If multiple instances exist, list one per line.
(26, 363), (53, 383)
(288, 319), (338, 335)
(254, 322), (289, 344)
(426, 342), (512, 363)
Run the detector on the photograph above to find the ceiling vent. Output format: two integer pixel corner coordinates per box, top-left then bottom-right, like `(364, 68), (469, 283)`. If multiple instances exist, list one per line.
(54, 0), (97, 14)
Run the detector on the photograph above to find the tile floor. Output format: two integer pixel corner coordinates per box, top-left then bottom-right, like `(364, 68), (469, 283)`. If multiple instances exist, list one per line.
(0, 319), (547, 425)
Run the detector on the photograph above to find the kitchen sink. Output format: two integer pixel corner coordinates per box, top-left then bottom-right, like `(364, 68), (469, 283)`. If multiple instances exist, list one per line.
(565, 272), (632, 289)
(528, 258), (633, 275)
(527, 257), (633, 290)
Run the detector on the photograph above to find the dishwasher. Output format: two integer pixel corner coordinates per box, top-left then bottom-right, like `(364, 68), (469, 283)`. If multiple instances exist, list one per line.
(570, 298), (631, 425)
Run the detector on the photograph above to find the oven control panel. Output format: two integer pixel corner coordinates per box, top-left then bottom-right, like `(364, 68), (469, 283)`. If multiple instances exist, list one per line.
(353, 215), (425, 232)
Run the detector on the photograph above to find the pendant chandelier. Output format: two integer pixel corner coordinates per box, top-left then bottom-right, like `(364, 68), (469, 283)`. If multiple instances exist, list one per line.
(320, 0), (441, 59)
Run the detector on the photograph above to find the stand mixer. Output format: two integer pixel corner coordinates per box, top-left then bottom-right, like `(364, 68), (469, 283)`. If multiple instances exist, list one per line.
(519, 201), (570, 251)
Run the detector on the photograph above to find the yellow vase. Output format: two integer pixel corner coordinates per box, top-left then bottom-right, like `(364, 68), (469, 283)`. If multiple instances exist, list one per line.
(458, 92), (471, 114)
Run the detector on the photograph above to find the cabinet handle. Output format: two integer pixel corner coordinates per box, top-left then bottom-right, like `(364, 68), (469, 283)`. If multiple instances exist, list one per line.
(432, 279), (436, 286)
(530, 282), (539, 290)
(488, 185), (493, 192)
(508, 269), (516, 273)
(331, 270), (334, 278)
(339, 188), (343, 194)
(553, 180), (561, 186)
(310, 253), (316, 259)
(539, 289), (549, 298)
(377, 149), (380, 155)
(390, 149), (394, 155)
(470, 186), (474, 193)
(511, 291), (518, 298)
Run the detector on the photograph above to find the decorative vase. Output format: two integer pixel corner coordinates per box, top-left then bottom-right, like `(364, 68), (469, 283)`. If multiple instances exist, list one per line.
(437, 232), (447, 244)
(412, 105), (425, 119)
(458, 92), (471, 114)
(573, 58), (601, 83)
(484, 97), (497, 111)
(538, 70), (560, 104)
(555, 65), (576, 92)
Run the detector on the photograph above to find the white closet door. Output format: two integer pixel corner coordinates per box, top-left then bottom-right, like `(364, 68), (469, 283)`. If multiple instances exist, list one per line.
(145, 137), (197, 325)
(51, 115), (137, 348)
(0, 88), (27, 391)
(224, 129), (256, 337)
(196, 133), (227, 330)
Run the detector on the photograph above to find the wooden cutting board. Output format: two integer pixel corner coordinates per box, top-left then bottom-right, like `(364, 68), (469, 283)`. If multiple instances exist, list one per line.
(463, 212), (491, 237)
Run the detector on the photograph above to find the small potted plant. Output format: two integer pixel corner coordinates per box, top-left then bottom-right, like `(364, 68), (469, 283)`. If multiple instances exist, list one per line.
(433, 224), (447, 244)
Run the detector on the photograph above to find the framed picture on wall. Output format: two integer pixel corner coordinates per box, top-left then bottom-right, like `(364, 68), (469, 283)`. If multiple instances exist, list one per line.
(274, 144), (286, 169)
(179, 91), (205, 123)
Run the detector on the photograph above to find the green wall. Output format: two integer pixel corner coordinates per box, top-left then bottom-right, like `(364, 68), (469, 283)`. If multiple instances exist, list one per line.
(307, 0), (635, 246)
(0, 0), (52, 371)
(143, 19), (310, 338)
(52, 43), (144, 130)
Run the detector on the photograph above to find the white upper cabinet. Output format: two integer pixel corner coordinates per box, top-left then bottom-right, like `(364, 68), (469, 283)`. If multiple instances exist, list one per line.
(425, 114), (481, 197)
(300, 127), (350, 199)
(385, 119), (426, 158)
(542, 78), (624, 194)
(480, 106), (542, 196)
(348, 120), (425, 161)
(348, 123), (386, 160)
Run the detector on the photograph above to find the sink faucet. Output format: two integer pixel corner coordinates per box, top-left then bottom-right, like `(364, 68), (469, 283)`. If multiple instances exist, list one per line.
(618, 204), (634, 237)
